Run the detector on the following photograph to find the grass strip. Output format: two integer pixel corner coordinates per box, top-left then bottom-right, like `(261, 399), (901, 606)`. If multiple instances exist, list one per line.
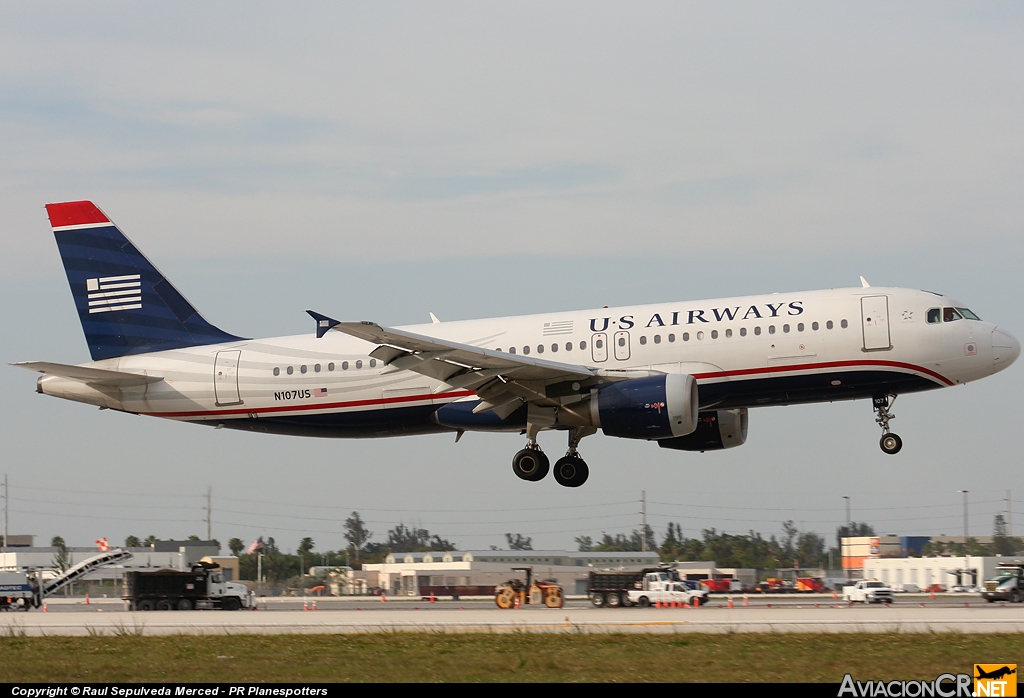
(0, 632), (1021, 683)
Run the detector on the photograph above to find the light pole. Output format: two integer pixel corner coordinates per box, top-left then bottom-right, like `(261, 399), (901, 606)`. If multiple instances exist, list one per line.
(842, 496), (851, 581)
(958, 489), (969, 550)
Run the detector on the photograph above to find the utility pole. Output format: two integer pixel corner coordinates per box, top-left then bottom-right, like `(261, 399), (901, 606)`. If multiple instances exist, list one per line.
(206, 487), (212, 541)
(958, 489), (969, 574)
(842, 496), (850, 582)
(1007, 489), (1013, 537)
(641, 491), (648, 552)
(3, 474), (7, 557)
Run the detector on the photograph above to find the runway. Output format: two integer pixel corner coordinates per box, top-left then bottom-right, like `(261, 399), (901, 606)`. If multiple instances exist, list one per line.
(4, 597), (1024, 636)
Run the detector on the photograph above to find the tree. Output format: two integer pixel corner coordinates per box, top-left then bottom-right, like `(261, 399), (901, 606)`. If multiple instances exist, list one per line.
(505, 533), (532, 550)
(574, 536), (593, 552)
(385, 523), (455, 552)
(124, 535), (141, 548)
(228, 538), (245, 556)
(51, 536), (71, 574)
(993, 514), (1023, 556)
(297, 537), (315, 555)
(144, 535), (157, 548)
(344, 512), (372, 563)
(835, 522), (875, 555)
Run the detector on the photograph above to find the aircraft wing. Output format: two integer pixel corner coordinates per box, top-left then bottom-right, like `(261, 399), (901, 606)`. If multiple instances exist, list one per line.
(308, 311), (601, 418)
(13, 361), (163, 387)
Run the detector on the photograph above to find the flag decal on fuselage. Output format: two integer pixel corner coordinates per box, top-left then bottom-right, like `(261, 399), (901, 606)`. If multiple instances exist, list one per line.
(86, 274), (142, 314)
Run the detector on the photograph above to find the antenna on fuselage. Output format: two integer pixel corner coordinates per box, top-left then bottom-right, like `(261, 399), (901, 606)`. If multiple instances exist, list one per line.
(860, 276), (871, 288)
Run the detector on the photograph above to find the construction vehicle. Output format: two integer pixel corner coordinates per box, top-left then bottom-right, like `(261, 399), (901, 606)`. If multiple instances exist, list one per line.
(589, 566), (699, 607)
(0, 549), (132, 611)
(842, 579), (894, 604)
(494, 567), (563, 609)
(701, 578), (742, 593)
(981, 561), (1024, 603)
(124, 561), (253, 610)
(626, 570), (709, 608)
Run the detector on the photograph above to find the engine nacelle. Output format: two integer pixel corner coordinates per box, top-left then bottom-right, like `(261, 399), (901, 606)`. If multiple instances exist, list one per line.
(596, 374), (698, 440)
(657, 409), (748, 451)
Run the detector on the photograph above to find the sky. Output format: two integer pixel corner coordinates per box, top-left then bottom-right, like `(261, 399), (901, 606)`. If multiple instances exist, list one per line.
(1, 2), (1022, 558)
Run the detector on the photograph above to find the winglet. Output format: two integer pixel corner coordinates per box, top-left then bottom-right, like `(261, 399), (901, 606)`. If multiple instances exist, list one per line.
(860, 276), (871, 288)
(306, 310), (341, 339)
(429, 312), (441, 324)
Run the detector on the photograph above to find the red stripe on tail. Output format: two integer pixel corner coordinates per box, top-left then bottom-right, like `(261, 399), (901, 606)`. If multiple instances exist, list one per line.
(45, 201), (110, 227)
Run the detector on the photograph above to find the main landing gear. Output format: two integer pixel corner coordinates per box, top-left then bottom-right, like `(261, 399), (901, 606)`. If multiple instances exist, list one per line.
(873, 393), (903, 455)
(512, 427), (595, 487)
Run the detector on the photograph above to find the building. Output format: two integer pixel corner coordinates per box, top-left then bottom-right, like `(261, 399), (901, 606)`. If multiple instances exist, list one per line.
(864, 556), (999, 589)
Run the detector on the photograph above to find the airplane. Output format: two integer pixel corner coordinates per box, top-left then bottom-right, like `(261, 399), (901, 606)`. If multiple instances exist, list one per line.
(16, 201), (1020, 488)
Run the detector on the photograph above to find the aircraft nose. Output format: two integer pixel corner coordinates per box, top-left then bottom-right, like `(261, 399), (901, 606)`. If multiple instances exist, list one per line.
(992, 327), (1020, 372)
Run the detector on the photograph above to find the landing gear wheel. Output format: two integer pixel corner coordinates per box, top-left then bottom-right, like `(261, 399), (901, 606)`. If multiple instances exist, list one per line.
(553, 455), (589, 488)
(512, 448), (550, 481)
(879, 433), (903, 455)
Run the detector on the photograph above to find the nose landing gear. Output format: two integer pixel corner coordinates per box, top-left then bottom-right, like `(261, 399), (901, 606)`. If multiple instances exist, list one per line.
(874, 394), (903, 455)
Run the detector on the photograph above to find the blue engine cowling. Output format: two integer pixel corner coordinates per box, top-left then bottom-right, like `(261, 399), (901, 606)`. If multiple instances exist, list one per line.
(597, 374), (698, 440)
(657, 409), (748, 451)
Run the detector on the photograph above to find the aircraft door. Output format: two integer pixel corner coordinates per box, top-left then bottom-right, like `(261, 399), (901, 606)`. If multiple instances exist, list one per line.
(861, 296), (892, 351)
(591, 333), (608, 362)
(613, 331), (631, 361)
(214, 350), (243, 406)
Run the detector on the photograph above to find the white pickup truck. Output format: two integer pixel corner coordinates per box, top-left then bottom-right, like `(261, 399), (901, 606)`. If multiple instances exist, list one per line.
(628, 571), (709, 607)
(843, 580), (894, 604)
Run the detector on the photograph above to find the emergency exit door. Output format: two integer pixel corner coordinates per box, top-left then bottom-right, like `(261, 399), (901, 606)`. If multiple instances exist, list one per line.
(214, 350), (243, 406)
(861, 296), (892, 351)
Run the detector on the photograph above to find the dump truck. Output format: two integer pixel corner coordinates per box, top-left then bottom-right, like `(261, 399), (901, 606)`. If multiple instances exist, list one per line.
(981, 561), (1024, 603)
(588, 566), (706, 607)
(124, 561), (252, 610)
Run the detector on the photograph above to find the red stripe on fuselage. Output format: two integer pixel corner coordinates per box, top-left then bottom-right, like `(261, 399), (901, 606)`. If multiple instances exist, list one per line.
(139, 359), (950, 421)
(691, 359), (953, 386)
(45, 201), (110, 227)
(144, 389), (477, 419)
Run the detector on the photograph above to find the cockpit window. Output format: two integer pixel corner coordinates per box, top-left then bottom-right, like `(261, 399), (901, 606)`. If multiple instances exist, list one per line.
(943, 307), (963, 322)
(956, 307), (981, 321)
(927, 308), (941, 324)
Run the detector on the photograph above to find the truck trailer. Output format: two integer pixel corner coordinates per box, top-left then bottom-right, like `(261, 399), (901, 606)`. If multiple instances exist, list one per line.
(124, 561), (252, 611)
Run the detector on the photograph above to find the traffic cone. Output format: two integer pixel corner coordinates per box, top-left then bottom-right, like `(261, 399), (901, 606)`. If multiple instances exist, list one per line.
(85, 593), (90, 605)
(743, 594), (749, 607)
(312, 600), (317, 611)
(430, 594), (436, 604)
(728, 597), (734, 609)
(42, 602), (47, 612)
(693, 597), (700, 608)
(514, 596), (520, 609)
(381, 594), (386, 602)
(303, 599), (308, 611)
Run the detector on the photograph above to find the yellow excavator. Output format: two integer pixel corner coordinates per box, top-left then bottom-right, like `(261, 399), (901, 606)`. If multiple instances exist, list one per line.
(495, 566), (564, 609)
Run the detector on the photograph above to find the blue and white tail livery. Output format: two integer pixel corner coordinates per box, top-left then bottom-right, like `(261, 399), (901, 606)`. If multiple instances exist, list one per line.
(17, 201), (1020, 487)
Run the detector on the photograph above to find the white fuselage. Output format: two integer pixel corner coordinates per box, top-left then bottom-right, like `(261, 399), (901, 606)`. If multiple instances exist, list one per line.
(36, 286), (1018, 439)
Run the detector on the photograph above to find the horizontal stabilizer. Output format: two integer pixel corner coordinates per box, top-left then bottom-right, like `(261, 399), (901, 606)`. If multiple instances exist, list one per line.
(13, 361), (163, 387)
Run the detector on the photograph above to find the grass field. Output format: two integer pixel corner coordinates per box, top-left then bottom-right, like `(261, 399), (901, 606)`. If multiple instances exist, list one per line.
(0, 632), (1021, 683)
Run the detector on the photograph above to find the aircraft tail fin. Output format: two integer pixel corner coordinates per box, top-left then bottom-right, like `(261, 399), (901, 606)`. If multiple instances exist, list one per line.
(45, 201), (243, 361)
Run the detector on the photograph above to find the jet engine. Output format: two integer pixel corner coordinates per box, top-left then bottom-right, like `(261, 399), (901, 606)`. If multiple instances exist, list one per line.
(657, 408), (748, 451)
(595, 374), (699, 440)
